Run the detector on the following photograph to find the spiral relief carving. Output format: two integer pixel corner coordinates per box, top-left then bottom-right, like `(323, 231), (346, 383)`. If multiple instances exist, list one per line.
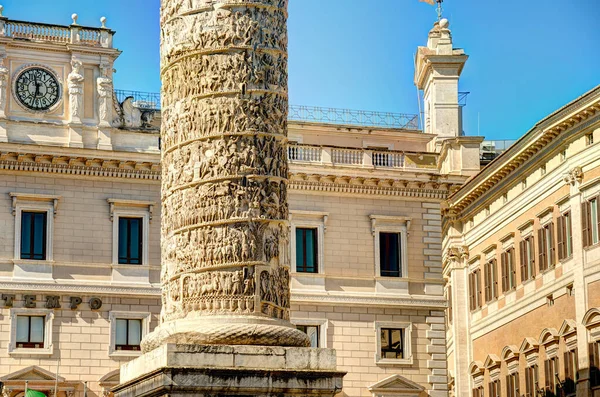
(142, 0), (309, 351)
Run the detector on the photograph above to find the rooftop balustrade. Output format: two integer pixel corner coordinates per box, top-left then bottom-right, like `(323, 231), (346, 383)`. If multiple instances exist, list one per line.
(288, 144), (438, 171)
(0, 11), (114, 48)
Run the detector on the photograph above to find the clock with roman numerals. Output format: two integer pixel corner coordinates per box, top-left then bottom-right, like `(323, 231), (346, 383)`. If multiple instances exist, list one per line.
(14, 66), (61, 112)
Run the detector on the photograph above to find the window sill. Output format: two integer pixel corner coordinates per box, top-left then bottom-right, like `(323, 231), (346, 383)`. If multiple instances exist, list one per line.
(9, 346), (53, 356)
(12, 259), (54, 265)
(109, 349), (143, 358)
(292, 271), (322, 276)
(375, 356), (413, 366)
(112, 263), (149, 269)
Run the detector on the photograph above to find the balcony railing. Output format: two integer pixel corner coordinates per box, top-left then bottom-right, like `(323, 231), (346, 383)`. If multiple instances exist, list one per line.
(0, 18), (114, 48)
(288, 144), (438, 171)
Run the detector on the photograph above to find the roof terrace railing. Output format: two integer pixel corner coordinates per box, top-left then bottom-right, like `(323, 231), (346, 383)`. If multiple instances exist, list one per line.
(114, 90), (421, 131)
(0, 15), (114, 48)
(288, 105), (420, 130)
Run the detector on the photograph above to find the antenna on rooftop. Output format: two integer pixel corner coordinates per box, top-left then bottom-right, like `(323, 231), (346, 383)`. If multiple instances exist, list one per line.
(436, 0), (444, 21)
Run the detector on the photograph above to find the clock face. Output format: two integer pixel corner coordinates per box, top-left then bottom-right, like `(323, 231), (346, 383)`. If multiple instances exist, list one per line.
(14, 67), (60, 111)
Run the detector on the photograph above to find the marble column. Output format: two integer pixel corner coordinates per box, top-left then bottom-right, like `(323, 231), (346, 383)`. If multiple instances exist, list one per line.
(141, 0), (309, 352)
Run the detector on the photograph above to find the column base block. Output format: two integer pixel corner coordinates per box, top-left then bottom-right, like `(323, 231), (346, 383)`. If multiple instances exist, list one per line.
(113, 344), (345, 397)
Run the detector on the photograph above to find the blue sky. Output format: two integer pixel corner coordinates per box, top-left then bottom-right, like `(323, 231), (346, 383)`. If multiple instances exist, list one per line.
(3, 0), (598, 140)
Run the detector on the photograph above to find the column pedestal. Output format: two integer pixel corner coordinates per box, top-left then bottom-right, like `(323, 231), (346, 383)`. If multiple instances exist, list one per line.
(113, 344), (345, 397)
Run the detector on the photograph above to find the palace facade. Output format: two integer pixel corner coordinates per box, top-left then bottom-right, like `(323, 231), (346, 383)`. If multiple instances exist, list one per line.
(443, 84), (600, 397)
(0, 8), (482, 397)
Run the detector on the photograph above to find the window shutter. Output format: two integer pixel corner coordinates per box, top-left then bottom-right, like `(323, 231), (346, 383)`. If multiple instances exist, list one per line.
(476, 269), (482, 308)
(515, 373), (520, 397)
(492, 259), (498, 298)
(549, 222), (555, 267)
(557, 215), (564, 260)
(537, 229), (543, 271)
(520, 240), (527, 282)
(509, 248), (516, 288)
(544, 360), (551, 389)
(501, 253), (507, 292)
(564, 351), (570, 379)
(583, 201), (591, 248)
(469, 272), (475, 311)
(484, 263), (490, 302)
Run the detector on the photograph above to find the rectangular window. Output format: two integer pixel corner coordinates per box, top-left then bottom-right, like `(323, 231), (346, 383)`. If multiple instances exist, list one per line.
(506, 373), (519, 397)
(590, 341), (600, 388)
(469, 268), (482, 311)
(501, 248), (516, 293)
(118, 217), (143, 264)
(520, 236), (536, 282)
(20, 211), (47, 260)
(525, 365), (539, 397)
(587, 132), (594, 146)
(115, 319), (142, 351)
(558, 211), (573, 260)
(296, 325), (319, 348)
(488, 379), (500, 397)
(295, 228), (318, 273)
(16, 315), (45, 348)
(379, 232), (401, 277)
(563, 349), (578, 395)
(537, 223), (555, 272)
(380, 328), (404, 359)
(484, 259), (498, 302)
(544, 357), (559, 394)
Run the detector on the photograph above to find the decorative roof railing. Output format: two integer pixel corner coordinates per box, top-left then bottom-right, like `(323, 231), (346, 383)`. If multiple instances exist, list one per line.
(288, 105), (420, 130)
(0, 14), (114, 48)
(288, 144), (438, 171)
(114, 90), (421, 130)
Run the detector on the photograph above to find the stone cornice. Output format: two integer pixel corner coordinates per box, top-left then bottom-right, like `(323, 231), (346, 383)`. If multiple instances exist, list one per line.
(0, 280), (160, 296)
(291, 291), (447, 309)
(0, 148), (160, 180)
(288, 174), (452, 200)
(447, 86), (600, 213)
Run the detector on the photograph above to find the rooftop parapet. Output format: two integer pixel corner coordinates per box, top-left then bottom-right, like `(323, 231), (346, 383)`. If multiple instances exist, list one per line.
(0, 7), (114, 48)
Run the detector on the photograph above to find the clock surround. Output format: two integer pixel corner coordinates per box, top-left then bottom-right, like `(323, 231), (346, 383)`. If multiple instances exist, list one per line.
(12, 64), (62, 113)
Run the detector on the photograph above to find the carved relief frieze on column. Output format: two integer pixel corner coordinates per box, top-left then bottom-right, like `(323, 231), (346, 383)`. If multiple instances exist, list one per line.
(142, 0), (309, 352)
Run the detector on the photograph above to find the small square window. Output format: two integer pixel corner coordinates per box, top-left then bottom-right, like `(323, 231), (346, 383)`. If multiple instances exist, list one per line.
(296, 324), (319, 348)
(503, 194), (508, 204)
(380, 328), (404, 359)
(522, 180), (527, 190)
(374, 321), (412, 365)
(118, 217), (143, 265)
(9, 308), (54, 356)
(379, 232), (401, 277)
(109, 311), (150, 357)
(16, 315), (45, 348)
(485, 206), (490, 216)
(560, 149), (567, 162)
(541, 165), (546, 176)
(20, 212), (47, 260)
(115, 319), (142, 351)
(296, 228), (318, 273)
(587, 133), (594, 146)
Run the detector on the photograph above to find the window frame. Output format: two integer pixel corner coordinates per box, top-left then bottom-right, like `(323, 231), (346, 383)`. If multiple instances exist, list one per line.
(112, 210), (150, 266)
(108, 311), (151, 357)
(373, 227), (408, 279)
(583, 196), (600, 248)
(525, 364), (539, 397)
(290, 211), (327, 275)
(290, 318), (328, 348)
(374, 321), (412, 365)
(115, 318), (143, 351)
(294, 227), (319, 274)
(520, 235), (536, 282)
(544, 356), (560, 395)
(537, 221), (555, 272)
(118, 216), (144, 265)
(13, 202), (54, 262)
(9, 308), (54, 356)
(469, 267), (482, 311)
(378, 231), (403, 278)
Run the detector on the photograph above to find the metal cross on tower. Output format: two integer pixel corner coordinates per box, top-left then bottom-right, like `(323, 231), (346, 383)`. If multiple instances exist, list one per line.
(437, 0), (444, 21)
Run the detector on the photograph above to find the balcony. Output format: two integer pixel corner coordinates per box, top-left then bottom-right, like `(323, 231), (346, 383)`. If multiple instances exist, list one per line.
(288, 144), (438, 171)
